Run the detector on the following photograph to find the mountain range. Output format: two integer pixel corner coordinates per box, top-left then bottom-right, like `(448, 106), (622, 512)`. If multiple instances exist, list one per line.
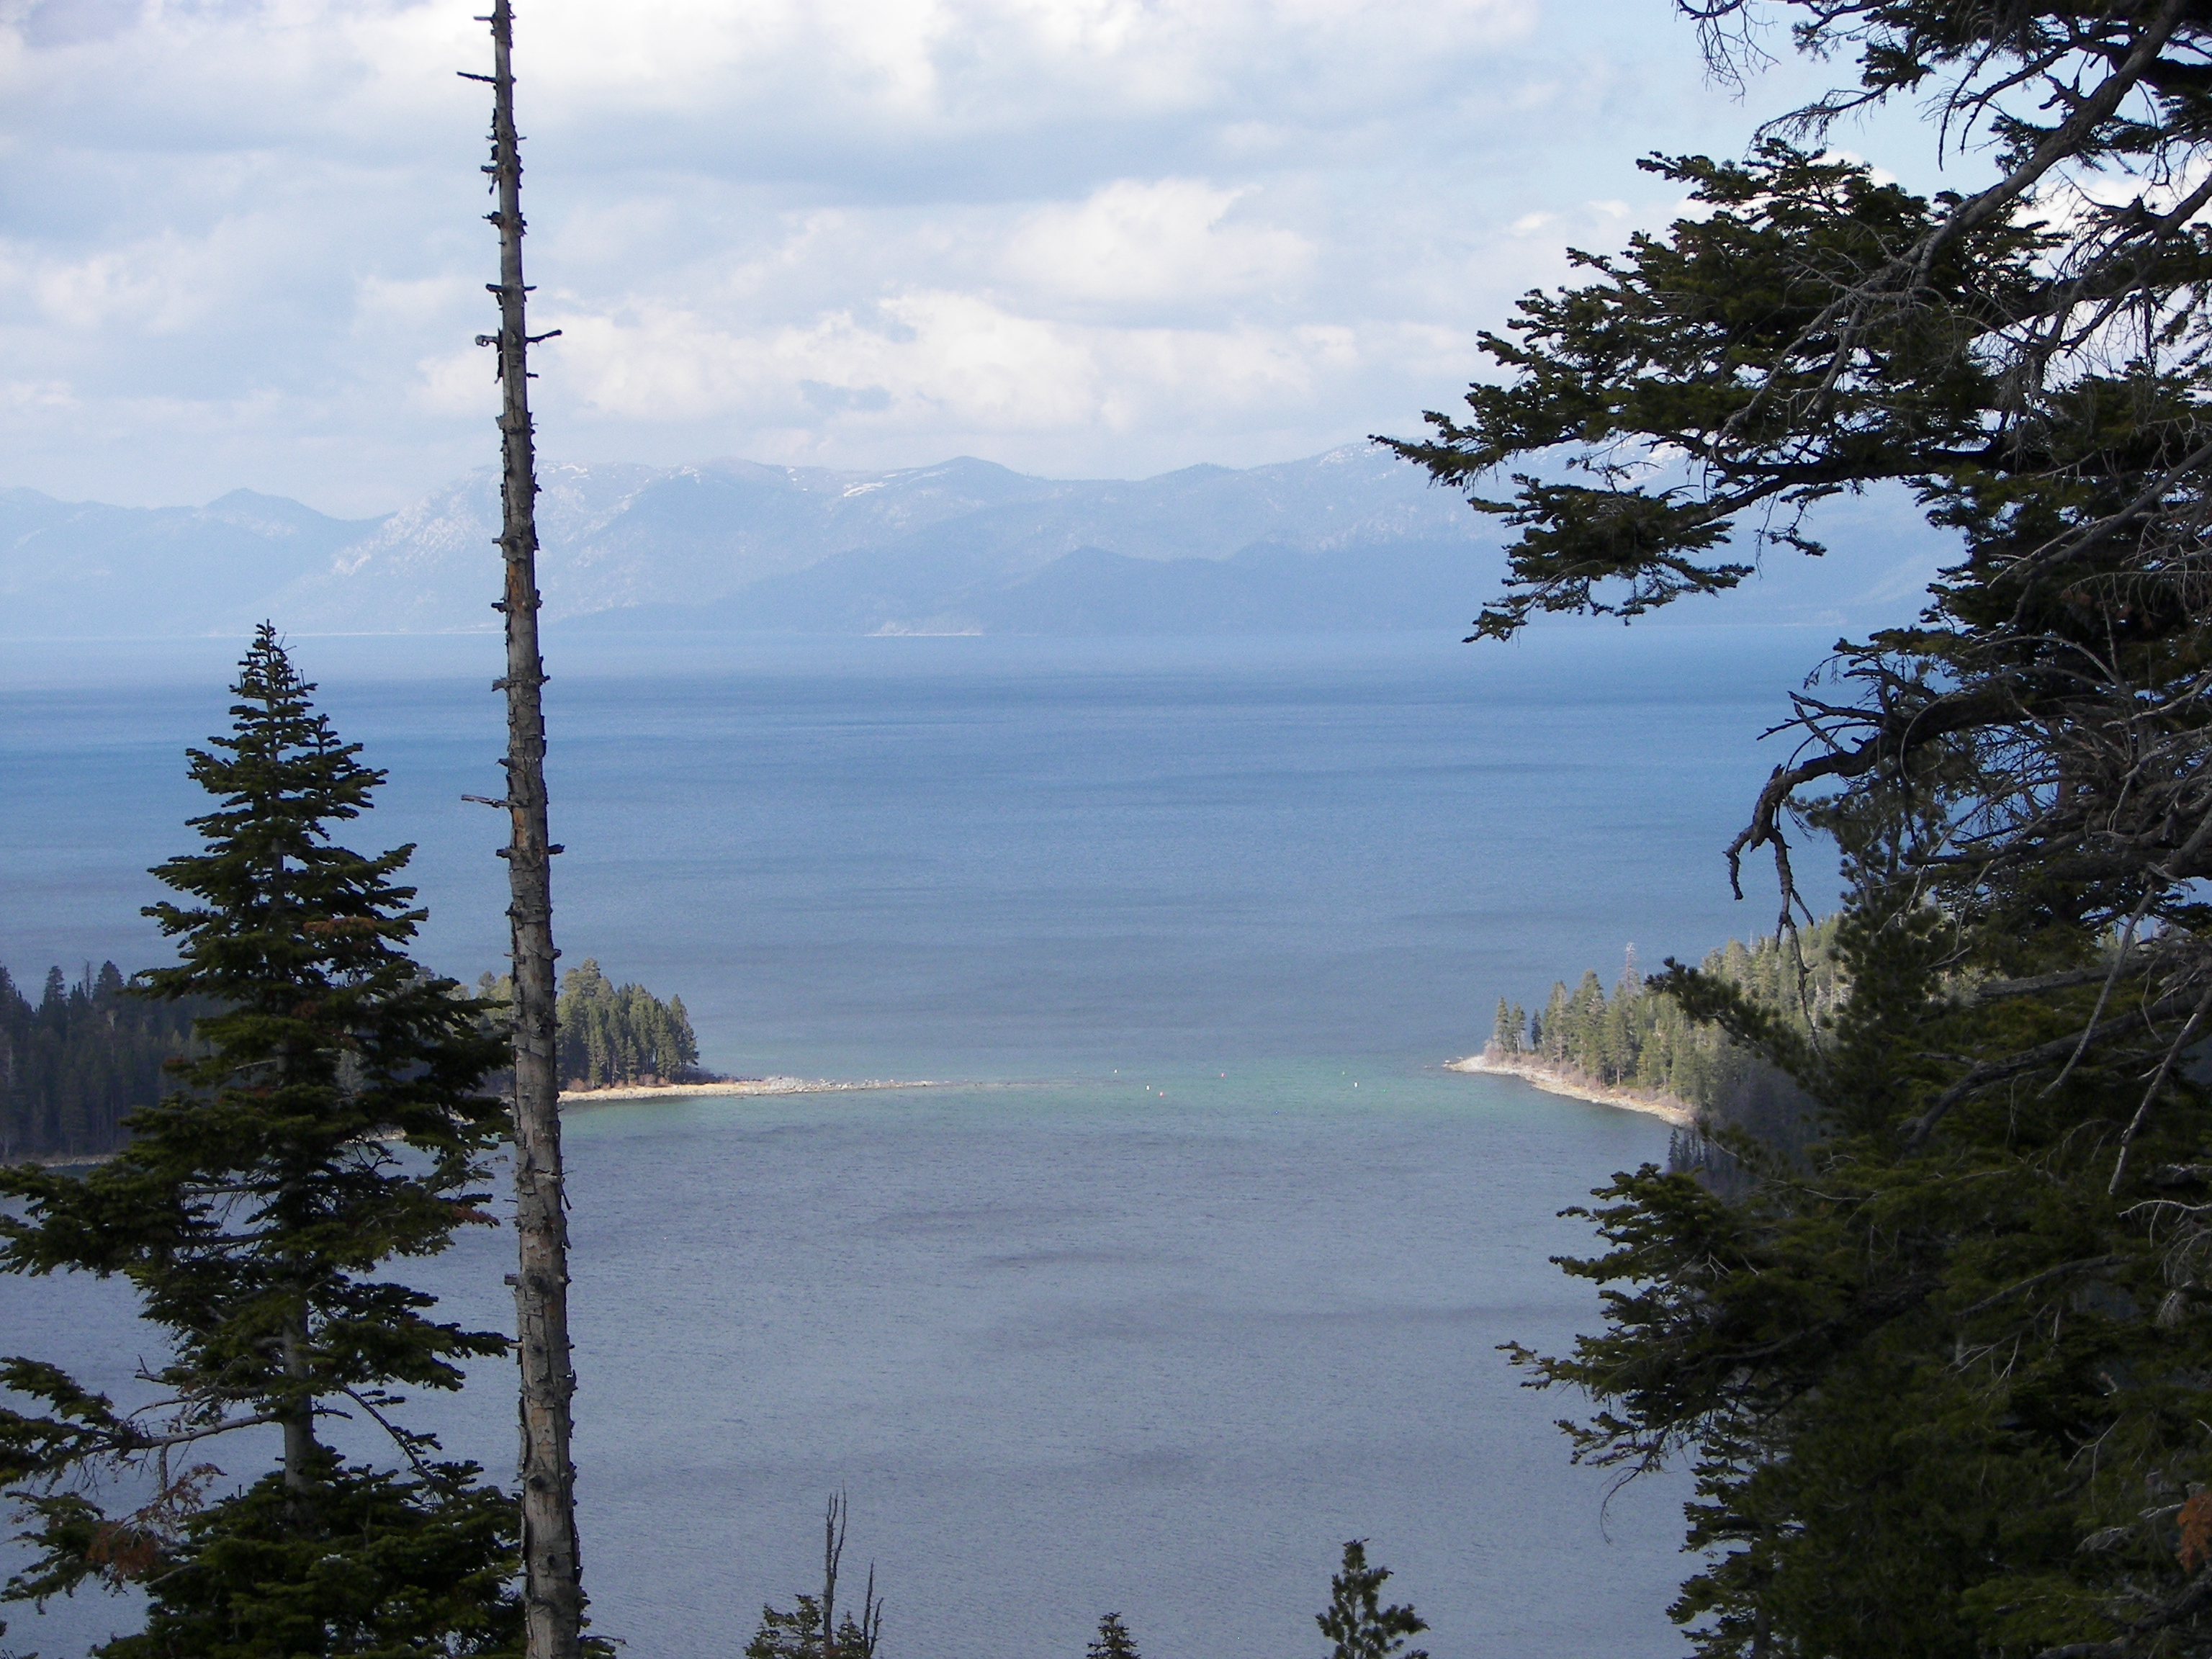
(0, 446), (1946, 638)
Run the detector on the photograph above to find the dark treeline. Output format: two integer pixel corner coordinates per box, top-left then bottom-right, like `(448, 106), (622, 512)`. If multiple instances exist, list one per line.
(479, 956), (701, 1089)
(1, 950), (703, 1164)
(1492, 920), (1842, 1170)
(0, 961), (208, 1161)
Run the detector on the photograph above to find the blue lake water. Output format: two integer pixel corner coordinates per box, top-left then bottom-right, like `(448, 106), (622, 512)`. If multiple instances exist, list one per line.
(0, 626), (1844, 1658)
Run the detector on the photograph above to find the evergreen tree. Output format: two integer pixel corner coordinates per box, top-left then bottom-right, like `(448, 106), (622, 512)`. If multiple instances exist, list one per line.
(742, 1599), (880, 1659)
(1498, 920), (1843, 1133)
(1489, 997), (1519, 1055)
(1086, 1612), (1140, 1659)
(0, 627), (521, 1655)
(742, 1585), (880, 1659)
(1315, 1541), (1426, 1659)
(1402, 3), (2212, 1652)
(1537, 981), (1569, 1063)
(745, 1596), (850, 1659)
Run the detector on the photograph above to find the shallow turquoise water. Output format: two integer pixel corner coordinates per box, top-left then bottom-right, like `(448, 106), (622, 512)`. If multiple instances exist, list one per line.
(0, 627), (1831, 1655)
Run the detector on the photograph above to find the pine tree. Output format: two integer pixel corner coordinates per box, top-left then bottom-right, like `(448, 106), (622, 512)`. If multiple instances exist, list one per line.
(1315, 1540), (1427, 1659)
(1419, 4), (2212, 1650)
(1537, 981), (1569, 1062)
(743, 1597), (879, 1659)
(666, 994), (697, 1071)
(744, 1596), (830, 1659)
(0, 626), (521, 1655)
(1086, 1611), (1141, 1659)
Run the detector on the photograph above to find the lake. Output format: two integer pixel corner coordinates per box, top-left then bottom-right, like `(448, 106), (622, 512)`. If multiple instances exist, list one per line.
(0, 625), (1842, 1657)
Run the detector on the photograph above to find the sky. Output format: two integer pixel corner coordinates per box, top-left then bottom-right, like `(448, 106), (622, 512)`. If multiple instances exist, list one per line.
(0, 0), (1961, 517)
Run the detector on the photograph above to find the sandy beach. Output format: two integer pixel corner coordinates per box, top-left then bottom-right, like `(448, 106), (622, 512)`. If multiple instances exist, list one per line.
(1446, 1052), (1695, 1127)
(12, 1078), (938, 1168)
(557, 1076), (938, 1105)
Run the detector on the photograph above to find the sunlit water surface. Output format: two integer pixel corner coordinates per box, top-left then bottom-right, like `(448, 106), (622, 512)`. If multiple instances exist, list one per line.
(0, 629), (1841, 1658)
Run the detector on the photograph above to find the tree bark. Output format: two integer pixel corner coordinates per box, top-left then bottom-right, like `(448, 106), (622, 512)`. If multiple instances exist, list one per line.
(822, 1493), (845, 1659)
(480, 6), (584, 1654)
(279, 1300), (315, 1496)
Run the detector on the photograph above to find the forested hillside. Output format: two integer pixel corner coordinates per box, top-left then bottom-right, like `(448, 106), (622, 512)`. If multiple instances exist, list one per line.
(0, 962), (207, 1160)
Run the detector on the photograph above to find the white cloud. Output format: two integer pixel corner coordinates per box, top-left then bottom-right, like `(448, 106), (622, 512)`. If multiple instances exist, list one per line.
(0, 0), (1952, 511)
(487, 0), (1541, 132)
(12, 224), (263, 336)
(541, 287), (1326, 438)
(1003, 179), (1312, 305)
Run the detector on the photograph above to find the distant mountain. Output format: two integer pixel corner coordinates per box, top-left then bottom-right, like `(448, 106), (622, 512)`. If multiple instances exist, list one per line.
(0, 446), (1953, 639)
(0, 488), (387, 639)
(585, 536), (1493, 636)
(268, 446), (1493, 634)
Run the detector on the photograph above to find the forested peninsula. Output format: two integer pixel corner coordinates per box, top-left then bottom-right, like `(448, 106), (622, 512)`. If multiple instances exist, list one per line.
(480, 957), (701, 1091)
(1472, 920), (1842, 1165)
(1, 955), (701, 1161)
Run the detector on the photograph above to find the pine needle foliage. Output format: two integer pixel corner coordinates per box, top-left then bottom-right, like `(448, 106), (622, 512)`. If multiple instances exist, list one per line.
(1391, 4), (2212, 1651)
(0, 626), (521, 1655)
(1315, 1541), (1427, 1659)
(742, 1596), (881, 1659)
(552, 958), (697, 1087)
(1086, 1612), (1141, 1659)
(744, 1496), (883, 1659)
(475, 959), (699, 1089)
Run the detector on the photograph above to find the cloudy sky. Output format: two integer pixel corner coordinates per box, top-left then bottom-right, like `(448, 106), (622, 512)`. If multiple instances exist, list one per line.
(1, 0), (1949, 516)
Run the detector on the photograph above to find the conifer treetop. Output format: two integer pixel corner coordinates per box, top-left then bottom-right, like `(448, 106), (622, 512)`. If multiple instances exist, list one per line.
(0, 627), (518, 1650)
(1087, 1611), (1142, 1659)
(1316, 1540), (1428, 1659)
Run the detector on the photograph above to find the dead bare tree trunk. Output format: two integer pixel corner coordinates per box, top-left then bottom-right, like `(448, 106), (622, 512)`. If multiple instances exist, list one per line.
(850, 1564), (883, 1659)
(822, 1491), (844, 1659)
(818, 1493), (882, 1659)
(470, 5), (583, 1655)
